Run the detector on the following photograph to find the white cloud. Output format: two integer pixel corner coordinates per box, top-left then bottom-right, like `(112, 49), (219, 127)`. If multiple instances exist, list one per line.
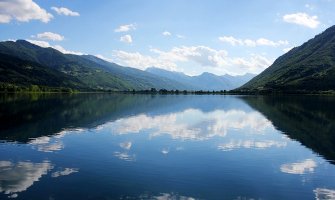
(53, 45), (83, 55)
(283, 46), (294, 53)
(51, 7), (79, 16)
(113, 45), (273, 74)
(305, 4), (315, 10)
(26, 39), (50, 48)
(219, 36), (289, 47)
(27, 39), (83, 55)
(162, 31), (172, 36)
(280, 159), (317, 174)
(114, 24), (136, 32)
(176, 34), (185, 39)
(0, 0), (53, 23)
(51, 168), (79, 178)
(283, 12), (320, 28)
(219, 36), (243, 46)
(120, 34), (132, 43)
(314, 188), (335, 200)
(95, 54), (114, 63)
(113, 50), (177, 70)
(0, 14), (11, 23)
(33, 32), (64, 41)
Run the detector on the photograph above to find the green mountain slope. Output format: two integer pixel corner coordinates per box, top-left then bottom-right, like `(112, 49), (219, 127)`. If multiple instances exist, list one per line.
(0, 40), (190, 91)
(238, 25), (335, 92)
(0, 53), (86, 91)
(82, 55), (193, 90)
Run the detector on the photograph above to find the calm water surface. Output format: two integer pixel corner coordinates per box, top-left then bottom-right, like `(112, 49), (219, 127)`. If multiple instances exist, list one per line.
(0, 94), (335, 200)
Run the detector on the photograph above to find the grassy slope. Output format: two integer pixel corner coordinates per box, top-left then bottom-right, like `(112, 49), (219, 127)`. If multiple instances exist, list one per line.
(239, 25), (335, 92)
(0, 40), (190, 91)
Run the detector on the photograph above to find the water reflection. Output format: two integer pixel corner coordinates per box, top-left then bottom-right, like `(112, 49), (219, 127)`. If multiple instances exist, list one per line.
(218, 140), (287, 151)
(120, 141), (132, 150)
(280, 159), (317, 174)
(51, 168), (79, 178)
(1, 94), (335, 199)
(0, 160), (52, 198)
(314, 188), (335, 200)
(242, 95), (335, 164)
(107, 109), (272, 141)
(113, 151), (136, 162)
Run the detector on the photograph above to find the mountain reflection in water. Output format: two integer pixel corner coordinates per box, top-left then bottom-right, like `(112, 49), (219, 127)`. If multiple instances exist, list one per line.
(0, 94), (335, 200)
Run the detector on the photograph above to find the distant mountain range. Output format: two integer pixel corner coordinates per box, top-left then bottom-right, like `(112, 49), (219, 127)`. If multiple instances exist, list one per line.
(146, 67), (255, 91)
(0, 40), (255, 92)
(238, 25), (335, 93)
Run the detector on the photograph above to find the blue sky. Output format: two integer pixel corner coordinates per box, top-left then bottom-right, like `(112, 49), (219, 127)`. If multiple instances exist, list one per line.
(1, 0), (335, 75)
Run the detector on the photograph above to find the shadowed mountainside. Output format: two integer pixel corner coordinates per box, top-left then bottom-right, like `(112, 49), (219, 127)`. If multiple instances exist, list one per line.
(241, 95), (335, 164)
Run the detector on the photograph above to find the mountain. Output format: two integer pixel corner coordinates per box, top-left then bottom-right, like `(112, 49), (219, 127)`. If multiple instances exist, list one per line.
(0, 40), (191, 91)
(81, 55), (193, 90)
(0, 53), (85, 91)
(146, 67), (256, 90)
(238, 25), (335, 92)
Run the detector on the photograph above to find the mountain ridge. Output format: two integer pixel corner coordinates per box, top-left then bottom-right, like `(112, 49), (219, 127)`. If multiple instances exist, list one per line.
(146, 67), (256, 91)
(237, 25), (335, 92)
(0, 40), (256, 92)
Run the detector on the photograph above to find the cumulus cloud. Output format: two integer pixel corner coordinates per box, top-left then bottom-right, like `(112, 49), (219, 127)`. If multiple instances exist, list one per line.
(219, 36), (289, 47)
(162, 31), (172, 36)
(283, 46), (294, 53)
(51, 7), (79, 16)
(114, 24), (136, 32)
(113, 50), (177, 70)
(219, 36), (244, 46)
(113, 45), (273, 74)
(27, 39), (83, 55)
(0, 0), (53, 23)
(33, 32), (64, 41)
(280, 159), (317, 174)
(95, 54), (114, 63)
(283, 12), (320, 28)
(120, 34), (133, 43)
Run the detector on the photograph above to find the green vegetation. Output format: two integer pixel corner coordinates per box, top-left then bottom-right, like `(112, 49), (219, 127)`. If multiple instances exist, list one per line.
(0, 40), (190, 93)
(237, 25), (335, 93)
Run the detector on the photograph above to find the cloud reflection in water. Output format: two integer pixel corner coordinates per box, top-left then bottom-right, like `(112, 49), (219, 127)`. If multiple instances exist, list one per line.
(280, 159), (317, 174)
(218, 140), (287, 151)
(0, 160), (53, 198)
(314, 188), (335, 200)
(105, 109), (273, 141)
(51, 168), (79, 178)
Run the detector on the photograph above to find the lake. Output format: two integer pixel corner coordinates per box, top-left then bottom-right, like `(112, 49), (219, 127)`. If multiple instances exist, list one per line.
(0, 94), (335, 200)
